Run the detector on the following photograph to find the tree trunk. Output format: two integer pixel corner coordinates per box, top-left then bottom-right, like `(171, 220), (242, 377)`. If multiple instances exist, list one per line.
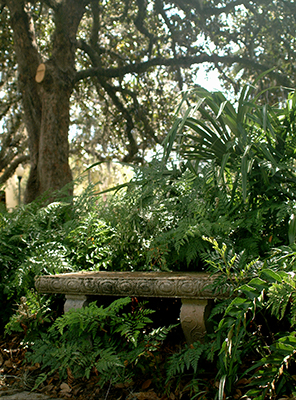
(6, 0), (87, 203)
(31, 62), (73, 203)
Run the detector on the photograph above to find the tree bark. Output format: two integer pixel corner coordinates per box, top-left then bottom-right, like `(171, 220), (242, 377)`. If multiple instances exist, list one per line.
(6, 0), (87, 203)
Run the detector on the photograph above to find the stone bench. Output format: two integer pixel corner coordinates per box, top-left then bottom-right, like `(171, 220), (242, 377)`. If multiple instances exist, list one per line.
(35, 271), (228, 344)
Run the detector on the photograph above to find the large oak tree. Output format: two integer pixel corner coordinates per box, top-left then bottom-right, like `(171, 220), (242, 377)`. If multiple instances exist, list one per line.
(0, 0), (295, 202)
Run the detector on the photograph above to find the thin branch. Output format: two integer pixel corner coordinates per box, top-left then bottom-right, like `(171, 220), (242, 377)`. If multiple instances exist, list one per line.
(76, 39), (126, 66)
(0, 95), (22, 120)
(90, 0), (101, 49)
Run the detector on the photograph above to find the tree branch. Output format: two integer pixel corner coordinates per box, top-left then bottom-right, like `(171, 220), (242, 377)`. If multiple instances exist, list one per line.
(75, 53), (292, 87)
(96, 78), (138, 162)
(134, 0), (155, 57)
(90, 0), (101, 49)
(0, 155), (30, 186)
(173, 0), (268, 17)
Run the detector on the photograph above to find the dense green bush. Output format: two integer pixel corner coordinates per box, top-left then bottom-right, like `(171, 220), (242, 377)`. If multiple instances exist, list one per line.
(25, 296), (174, 390)
(0, 186), (112, 329)
(95, 162), (239, 272)
(164, 84), (296, 254)
(85, 84), (296, 274)
(164, 239), (296, 400)
(160, 85), (296, 399)
(0, 197), (72, 329)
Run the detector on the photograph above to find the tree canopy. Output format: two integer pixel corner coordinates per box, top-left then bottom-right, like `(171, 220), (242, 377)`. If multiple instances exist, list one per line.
(0, 0), (295, 202)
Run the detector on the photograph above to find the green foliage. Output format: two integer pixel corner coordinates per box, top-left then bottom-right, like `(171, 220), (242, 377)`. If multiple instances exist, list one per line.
(204, 241), (296, 399)
(166, 342), (208, 381)
(165, 341), (219, 400)
(65, 212), (114, 270)
(163, 235), (296, 399)
(164, 86), (296, 256)
(96, 163), (236, 271)
(156, 86), (296, 399)
(4, 290), (53, 341)
(26, 297), (173, 390)
(0, 186), (111, 329)
(85, 86), (296, 275)
(0, 198), (71, 328)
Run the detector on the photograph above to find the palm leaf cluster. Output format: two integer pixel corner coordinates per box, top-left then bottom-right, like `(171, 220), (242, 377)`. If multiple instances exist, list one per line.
(163, 81), (296, 256)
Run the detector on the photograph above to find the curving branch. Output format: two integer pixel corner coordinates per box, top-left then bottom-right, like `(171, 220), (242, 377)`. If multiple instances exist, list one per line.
(75, 53), (293, 88)
(110, 83), (162, 147)
(154, 0), (184, 90)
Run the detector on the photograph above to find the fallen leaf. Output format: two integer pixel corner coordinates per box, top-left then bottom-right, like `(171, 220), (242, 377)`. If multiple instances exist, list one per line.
(72, 383), (84, 396)
(60, 382), (72, 393)
(234, 388), (242, 399)
(26, 363), (40, 371)
(114, 383), (125, 389)
(67, 367), (74, 386)
(142, 379), (152, 390)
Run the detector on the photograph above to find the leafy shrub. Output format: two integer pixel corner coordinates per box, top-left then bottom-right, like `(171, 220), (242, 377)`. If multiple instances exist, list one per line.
(215, 249), (296, 399)
(164, 238), (296, 399)
(162, 86), (296, 257)
(26, 297), (174, 390)
(0, 198), (73, 329)
(0, 180), (133, 326)
(155, 86), (296, 398)
(65, 212), (114, 270)
(4, 290), (54, 341)
(94, 163), (234, 272)
(81, 86), (296, 274)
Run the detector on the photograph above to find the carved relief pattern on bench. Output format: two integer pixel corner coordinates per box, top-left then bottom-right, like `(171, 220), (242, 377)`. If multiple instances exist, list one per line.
(35, 272), (221, 299)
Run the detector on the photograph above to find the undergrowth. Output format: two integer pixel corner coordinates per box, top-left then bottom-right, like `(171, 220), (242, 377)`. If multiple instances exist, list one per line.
(24, 297), (175, 391)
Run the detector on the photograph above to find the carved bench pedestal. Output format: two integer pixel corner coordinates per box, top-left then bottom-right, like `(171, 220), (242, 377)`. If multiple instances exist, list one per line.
(180, 299), (208, 343)
(64, 294), (90, 313)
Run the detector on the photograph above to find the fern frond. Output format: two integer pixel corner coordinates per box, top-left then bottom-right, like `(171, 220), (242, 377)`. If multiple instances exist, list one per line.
(267, 272), (296, 322)
(166, 342), (208, 382)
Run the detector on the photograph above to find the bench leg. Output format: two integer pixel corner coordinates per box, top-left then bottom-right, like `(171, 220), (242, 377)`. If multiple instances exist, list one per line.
(64, 294), (90, 313)
(180, 299), (208, 344)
